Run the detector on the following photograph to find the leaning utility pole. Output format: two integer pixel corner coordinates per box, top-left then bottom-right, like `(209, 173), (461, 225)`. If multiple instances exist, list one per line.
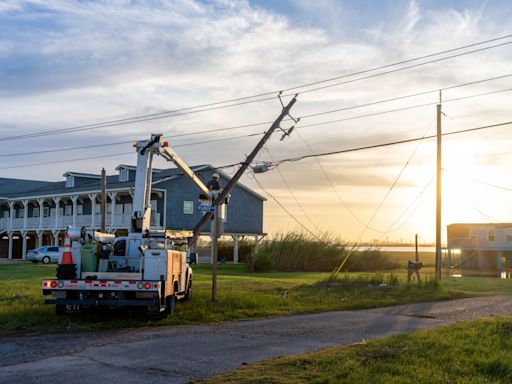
(101, 168), (107, 233)
(435, 94), (442, 280)
(190, 94), (298, 300)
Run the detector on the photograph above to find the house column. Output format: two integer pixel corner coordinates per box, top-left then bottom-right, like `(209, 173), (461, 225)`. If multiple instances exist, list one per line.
(88, 194), (97, 227)
(254, 235), (260, 253)
(22, 200), (29, 230)
(7, 231), (13, 259)
(109, 192), (117, 228)
(71, 195), (78, 226)
(38, 199), (44, 229)
(8, 201), (14, 231)
(51, 229), (60, 246)
(53, 197), (61, 229)
(21, 230), (28, 260)
(36, 230), (44, 247)
(232, 234), (240, 264)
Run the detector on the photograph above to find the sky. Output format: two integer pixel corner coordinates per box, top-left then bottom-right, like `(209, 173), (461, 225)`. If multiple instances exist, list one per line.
(1, 0), (512, 243)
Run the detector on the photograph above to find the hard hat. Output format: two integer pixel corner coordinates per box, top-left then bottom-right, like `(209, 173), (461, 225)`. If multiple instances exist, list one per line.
(213, 172), (220, 178)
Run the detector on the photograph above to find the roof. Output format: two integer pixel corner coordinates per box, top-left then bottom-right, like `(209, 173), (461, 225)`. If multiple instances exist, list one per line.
(62, 172), (101, 179)
(0, 178), (55, 199)
(0, 164), (266, 201)
(115, 164), (164, 172)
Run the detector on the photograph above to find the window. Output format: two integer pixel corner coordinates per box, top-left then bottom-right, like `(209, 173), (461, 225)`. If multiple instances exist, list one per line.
(115, 204), (123, 214)
(65, 206), (72, 216)
(470, 228), (476, 240)
(119, 169), (129, 182)
(48, 247), (59, 253)
(183, 201), (194, 215)
(33, 207), (40, 218)
(488, 229), (495, 242)
(18, 209), (24, 218)
(65, 176), (74, 188)
(124, 203), (132, 214)
(505, 230), (512, 242)
(77, 205), (83, 216)
(95, 204), (101, 214)
(43, 207), (49, 217)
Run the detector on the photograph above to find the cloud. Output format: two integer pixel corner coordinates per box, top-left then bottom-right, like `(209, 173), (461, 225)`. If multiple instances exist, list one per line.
(0, 0), (511, 241)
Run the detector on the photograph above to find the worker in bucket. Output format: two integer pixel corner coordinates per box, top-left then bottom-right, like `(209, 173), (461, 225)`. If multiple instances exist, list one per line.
(207, 172), (222, 191)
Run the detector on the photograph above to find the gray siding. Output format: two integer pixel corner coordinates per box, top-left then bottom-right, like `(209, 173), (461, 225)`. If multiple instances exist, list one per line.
(158, 172), (263, 234)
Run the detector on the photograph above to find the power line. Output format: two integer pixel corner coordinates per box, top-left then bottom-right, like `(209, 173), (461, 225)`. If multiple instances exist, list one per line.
(273, 120), (512, 166)
(293, 128), (383, 233)
(0, 133), (261, 170)
(299, 74), (512, 119)
(263, 145), (321, 233)
(1, 76), (510, 159)
(291, 41), (512, 96)
(249, 170), (321, 240)
(2, 36), (511, 142)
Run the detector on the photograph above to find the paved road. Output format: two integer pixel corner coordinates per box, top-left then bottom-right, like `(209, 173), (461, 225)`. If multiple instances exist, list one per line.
(1, 296), (512, 384)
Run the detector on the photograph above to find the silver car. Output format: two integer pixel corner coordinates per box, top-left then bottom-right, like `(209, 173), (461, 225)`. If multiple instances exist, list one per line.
(26, 246), (60, 264)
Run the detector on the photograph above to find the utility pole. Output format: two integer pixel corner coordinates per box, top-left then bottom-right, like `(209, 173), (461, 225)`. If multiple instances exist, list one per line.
(415, 233), (419, 263)
(189, 94), (298, 301)
(435, 93), (442, 280)
(211, 202), (221, 301)
(101, 168), (107, 233)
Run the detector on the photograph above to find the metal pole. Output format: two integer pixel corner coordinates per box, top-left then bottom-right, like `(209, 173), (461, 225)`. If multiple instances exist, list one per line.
(101, 168), (107, 233)
(415, 233), (419, 263)
(211, 203), (220, 301)
(190, 95), (298, 247)
(435, 100), (442, 280)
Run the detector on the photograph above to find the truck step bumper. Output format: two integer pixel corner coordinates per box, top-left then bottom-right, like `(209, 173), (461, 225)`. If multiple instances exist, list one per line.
(45, 299), (156, 307)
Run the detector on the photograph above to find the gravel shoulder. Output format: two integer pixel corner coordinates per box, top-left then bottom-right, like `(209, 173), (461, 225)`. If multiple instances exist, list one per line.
(1, 295), (512, 384)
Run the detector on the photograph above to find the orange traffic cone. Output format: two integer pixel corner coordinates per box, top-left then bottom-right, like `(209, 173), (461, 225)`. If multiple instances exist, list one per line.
(60, 233), (74, 265)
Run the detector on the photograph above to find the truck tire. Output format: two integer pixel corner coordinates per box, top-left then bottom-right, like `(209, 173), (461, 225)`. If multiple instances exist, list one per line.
(184, 278), (192, 300)
(166, 295), (176, 315)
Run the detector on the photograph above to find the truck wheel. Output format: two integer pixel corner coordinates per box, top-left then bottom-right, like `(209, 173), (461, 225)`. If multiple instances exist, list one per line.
(184, 279), (192, 300)
(42, 256), (50, 264)
(166, 295), (176, 315)
(55, 304), (66, 315)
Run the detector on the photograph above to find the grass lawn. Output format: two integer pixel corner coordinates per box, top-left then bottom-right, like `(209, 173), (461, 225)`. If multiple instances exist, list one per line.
(0, 262), (511, 336)
(197, 316), (512, 384)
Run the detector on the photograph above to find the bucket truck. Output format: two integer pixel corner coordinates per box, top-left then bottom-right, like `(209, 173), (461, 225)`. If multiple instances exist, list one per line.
(42, 134), (211, 315)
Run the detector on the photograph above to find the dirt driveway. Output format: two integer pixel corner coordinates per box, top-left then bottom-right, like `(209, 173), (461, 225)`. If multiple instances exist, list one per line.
(1, 295), (511, 384)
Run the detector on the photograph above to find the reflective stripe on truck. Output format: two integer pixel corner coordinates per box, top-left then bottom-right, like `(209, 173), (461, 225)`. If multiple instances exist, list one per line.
(42, 280), (161, 291)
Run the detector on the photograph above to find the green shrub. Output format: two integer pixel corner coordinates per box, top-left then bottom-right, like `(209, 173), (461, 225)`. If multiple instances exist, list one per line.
(247, 252), (276, 273)
(247, 232), (400, 273)
(343, 248), (400, 272)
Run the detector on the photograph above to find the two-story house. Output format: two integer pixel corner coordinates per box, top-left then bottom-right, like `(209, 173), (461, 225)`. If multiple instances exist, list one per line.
(446, 223), (512, 276)
(0, 164), (265, 262)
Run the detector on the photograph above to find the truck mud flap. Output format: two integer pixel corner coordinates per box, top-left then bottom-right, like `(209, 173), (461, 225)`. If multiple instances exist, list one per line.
(45, 299), (156, 307)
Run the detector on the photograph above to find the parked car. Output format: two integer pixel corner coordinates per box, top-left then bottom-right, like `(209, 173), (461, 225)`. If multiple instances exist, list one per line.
(27, 246), (60, 264)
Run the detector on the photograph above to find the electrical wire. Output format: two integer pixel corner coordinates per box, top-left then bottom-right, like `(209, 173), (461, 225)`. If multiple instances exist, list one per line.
(273, 120), (512, 167)
(2, 36), (511, 141)
(249, 170), (321, 240)
(263, 145), (321, 233)
(1, 77), (510, 159)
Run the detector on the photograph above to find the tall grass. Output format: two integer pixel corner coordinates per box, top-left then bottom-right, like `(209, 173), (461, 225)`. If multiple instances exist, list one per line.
(247, 232), (399, 273)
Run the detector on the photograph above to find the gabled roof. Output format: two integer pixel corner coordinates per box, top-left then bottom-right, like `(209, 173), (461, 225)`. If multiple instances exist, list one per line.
(0, 164), (265, 201)
(0, 178), (55, 198)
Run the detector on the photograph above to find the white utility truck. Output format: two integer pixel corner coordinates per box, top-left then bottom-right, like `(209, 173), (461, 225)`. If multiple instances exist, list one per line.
(42, 134), (212, 315)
